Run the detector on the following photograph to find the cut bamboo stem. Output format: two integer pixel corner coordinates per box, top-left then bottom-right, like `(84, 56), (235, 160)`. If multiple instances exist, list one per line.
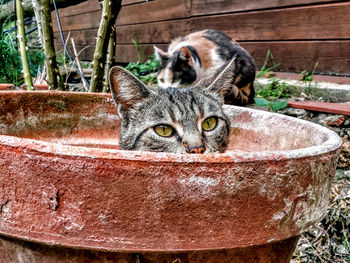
(38, 0), (64, 90)
(89, 0), (121, 92)
(16, 0), (33, 90)
(32, 0), (44, 46)
(102, 24), (115, 93)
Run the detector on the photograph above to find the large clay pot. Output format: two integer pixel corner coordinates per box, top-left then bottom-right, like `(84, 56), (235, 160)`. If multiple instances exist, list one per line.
(0, 91), (342, 262)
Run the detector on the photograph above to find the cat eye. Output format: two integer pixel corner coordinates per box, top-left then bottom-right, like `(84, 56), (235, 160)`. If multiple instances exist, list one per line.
(154, 125), (174, 137)
(159, 78), (164, 83)
(202, 117), (217, 131)
(173, 77), (180, 83)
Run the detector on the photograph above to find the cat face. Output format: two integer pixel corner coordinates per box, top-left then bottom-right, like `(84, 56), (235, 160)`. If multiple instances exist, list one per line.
(109, 59), (236, 154)
(154, 45), (201, 88)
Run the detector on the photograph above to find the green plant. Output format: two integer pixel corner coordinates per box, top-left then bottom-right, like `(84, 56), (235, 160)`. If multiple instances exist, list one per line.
(0, 17), (21, 84)
(300, 61), (319, 96)
(125, 54), (160, 84)
(256, 50), (280, 78)
(125, 31), (159, 85)
(27, 48), (45, 78)
(254, 97), (288, 112)
(256, 77), (290, 100)
(0, 14), (45, 86)
(56, 50), (70, 67)
(254, 50), (289, 111)
(132, 32), (144, 63)
(300, 61), (318, 82)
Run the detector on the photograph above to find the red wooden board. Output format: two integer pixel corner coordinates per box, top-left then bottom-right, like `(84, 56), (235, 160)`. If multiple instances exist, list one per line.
(287, 101), (350, 116)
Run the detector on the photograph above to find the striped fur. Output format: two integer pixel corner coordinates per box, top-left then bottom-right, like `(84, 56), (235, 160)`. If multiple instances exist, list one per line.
(109, 59), (237, 154)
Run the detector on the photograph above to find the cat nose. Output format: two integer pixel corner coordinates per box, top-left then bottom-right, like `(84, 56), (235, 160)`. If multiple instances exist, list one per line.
(187, 146), (206, 154)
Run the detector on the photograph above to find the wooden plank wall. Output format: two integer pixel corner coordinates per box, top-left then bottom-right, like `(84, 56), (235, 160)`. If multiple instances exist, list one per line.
(53, 0), (350, 75)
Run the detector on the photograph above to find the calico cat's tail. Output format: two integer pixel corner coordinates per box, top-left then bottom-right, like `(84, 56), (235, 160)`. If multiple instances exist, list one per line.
(213, 53), (256, 106)
(224, 82), (255, 106)
(227, 49), (256, 106)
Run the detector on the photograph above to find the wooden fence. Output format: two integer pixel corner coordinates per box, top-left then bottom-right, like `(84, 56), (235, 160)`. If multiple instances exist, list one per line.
(52, 0), (350, 75)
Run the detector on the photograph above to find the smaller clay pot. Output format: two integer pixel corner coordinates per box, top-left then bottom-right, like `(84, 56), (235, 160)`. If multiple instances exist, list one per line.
(19, 83), (49, 90)
(33, 84), (49, 90)
(0, 83), (15, 90)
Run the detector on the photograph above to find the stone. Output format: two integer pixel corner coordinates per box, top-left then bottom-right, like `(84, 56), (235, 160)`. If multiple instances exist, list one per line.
(281, 107), (307, 118)
(313, 114), (344, 127)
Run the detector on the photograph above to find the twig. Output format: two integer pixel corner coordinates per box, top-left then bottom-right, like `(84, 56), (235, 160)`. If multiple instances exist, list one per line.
(63, 31), (71, 83)
(300, 233), (325, 263)
(71, 38), (88, 91)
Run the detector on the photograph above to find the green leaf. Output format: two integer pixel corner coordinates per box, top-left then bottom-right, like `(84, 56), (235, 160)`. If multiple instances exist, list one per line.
(271, 100), (288, 112)
(139, 64), (149, 72)
(254, 97), (269, 107)
(150, 59), (160, 70)
(140, 75), (150, 83)
(132, 69), (140, 77)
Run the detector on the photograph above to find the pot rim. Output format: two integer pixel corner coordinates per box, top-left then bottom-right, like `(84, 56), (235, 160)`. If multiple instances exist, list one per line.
(0, 91), (343, 164)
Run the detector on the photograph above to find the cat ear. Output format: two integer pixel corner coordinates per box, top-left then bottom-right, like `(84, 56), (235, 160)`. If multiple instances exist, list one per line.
(179, 46), (193, 66)
(154, 46), (169, 65)
(196, 56), (237, 101)
(109, 66), (151, 114)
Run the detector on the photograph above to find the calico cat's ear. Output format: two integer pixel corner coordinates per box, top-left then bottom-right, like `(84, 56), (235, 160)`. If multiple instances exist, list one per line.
(109, 66), (151, 115)
(197, 56), (237, 102)
(179, 46), (193, 66)
(154, 46), (169, 65)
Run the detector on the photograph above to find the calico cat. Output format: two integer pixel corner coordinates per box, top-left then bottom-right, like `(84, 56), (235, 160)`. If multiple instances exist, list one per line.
(154, 29), (256, 106)
(109, 58), (237, 154)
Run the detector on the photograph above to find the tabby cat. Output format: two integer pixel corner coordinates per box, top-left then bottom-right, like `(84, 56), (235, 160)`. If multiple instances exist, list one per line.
(154, 29), (256, 106)
(109, 58), (238, 154)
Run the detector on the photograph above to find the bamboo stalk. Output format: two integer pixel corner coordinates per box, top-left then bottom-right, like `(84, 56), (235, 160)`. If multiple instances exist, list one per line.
(38, 0), (64, 90)
(31, 0), (44, 46)
(16, 0), (33, 90)
(102, 24), (115, 93)
(89, 0), (121, 92)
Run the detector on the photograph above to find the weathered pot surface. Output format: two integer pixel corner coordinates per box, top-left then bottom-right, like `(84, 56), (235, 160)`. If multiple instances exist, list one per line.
(0, 91), (342, 259)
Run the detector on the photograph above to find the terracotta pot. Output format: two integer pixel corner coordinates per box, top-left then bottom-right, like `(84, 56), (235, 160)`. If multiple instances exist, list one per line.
(0, 83), (14, 90)
(33, 83), (49, 90)
(19, 83), (50, 90)
(0, 91), (342, 262)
